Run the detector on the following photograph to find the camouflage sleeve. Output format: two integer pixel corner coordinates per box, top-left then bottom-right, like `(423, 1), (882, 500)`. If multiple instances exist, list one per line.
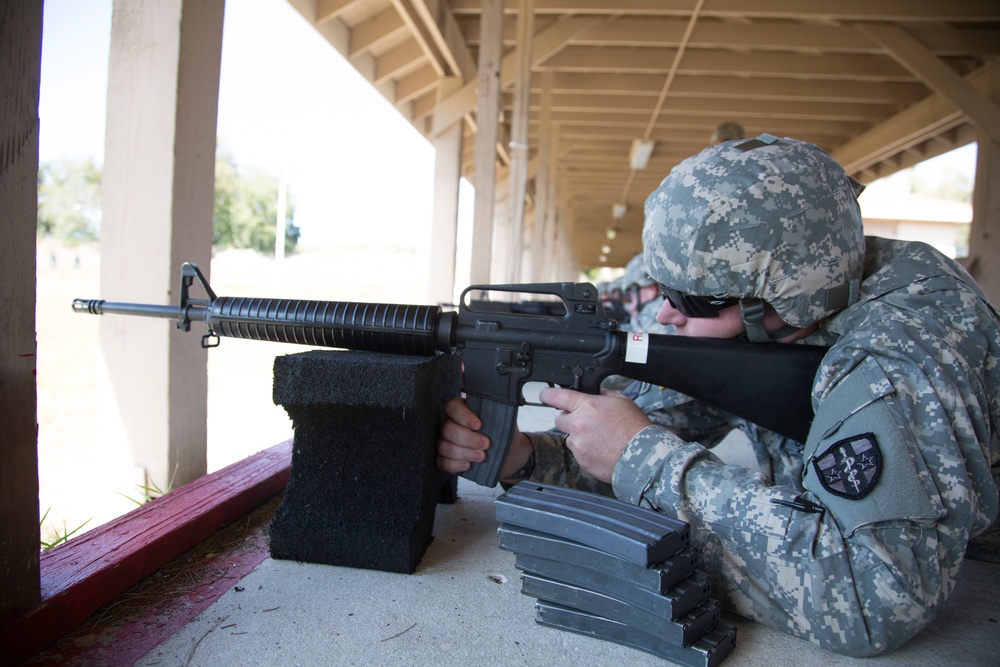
(612, 424), (909, 657)
(605, 376), (735, 446)
(523, 430), (614, 497)
(643, 394), (735, 446)
(612, 344), (991, 657)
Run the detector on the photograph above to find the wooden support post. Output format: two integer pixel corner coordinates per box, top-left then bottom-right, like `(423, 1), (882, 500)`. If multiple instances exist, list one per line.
(469, 0), (502, 285)
(429, 117), (463, 305)
(0, 0), (43, 623)
(100, 0), (224, 489)
(507, 0), (534, 283)
(967, 131), (1000, 304)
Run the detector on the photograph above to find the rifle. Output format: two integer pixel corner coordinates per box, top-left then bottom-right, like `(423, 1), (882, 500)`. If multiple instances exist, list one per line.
(73, 262), (827, 487)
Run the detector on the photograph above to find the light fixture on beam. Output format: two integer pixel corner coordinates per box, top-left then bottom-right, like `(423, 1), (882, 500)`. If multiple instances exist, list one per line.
(601, 244), (612, 255)
(612, 202), (627, 219)
(599, 254), (608, 264)
(606, 227), (617, 240)
(629, 139), (655, 170)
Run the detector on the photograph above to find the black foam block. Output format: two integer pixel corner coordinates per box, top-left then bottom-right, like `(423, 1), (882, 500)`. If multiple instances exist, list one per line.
(268, 350), (461, 573)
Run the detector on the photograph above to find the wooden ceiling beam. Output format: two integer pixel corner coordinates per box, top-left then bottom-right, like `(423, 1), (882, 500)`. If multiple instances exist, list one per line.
(373, 39), (426, 85)
(394, 64), (439, 105)
(448, 0), (1000, 23)
(527, 95), (898, 122)
(462, 16), (1000, 56)
(390, 0), (476, 80)
(292, 0), (1000, 273)
(537, 121), (849, 143)
(431, 16), (604, 134)
(348, 8), (408, 57)
(547, 72), (929, 105)
(536, 114), (870, 137)
(315, 0), (365, 25)
(541, 46), (945, 81)
(857, 24), (1000, 143)
(409, 89), (437, 123)
(833, 60), (1000, 175)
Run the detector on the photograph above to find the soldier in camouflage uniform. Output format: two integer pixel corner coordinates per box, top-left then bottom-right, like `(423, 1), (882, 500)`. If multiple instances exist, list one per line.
(437, 135), (1000, 657)
(621, 252), (665, 331)
(609, 252), (681, 412)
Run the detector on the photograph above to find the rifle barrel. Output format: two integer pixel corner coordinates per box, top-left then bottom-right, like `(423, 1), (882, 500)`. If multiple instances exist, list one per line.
(72, 298), (208, 321)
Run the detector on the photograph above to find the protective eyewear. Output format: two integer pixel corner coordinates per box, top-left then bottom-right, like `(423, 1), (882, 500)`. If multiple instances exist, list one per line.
(661, 288), (740, 318)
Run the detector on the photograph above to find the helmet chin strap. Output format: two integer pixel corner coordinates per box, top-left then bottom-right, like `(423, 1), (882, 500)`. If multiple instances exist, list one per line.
(739, 299), (800, 343)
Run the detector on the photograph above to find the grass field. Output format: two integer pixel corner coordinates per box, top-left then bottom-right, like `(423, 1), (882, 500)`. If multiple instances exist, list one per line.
(35, 239), (436, 545)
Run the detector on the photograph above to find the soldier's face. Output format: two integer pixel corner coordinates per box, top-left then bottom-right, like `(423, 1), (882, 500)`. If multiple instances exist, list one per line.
(656, 297), (813, 342)
(655, 298), (747, 338)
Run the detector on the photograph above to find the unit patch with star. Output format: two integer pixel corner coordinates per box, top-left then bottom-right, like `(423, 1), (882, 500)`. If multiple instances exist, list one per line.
(812, 434), (882, 500)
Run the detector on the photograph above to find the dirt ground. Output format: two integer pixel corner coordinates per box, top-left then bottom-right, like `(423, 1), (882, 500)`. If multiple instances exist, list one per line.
(35, 239), (435, 546)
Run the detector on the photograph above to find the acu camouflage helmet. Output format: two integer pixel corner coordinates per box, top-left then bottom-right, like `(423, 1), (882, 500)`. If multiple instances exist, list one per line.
(643, 134), (865, 331)
(623, 252), (656, 291)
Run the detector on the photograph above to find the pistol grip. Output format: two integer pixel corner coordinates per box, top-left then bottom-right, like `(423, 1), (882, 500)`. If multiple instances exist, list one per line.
(461, 395), (519, 488)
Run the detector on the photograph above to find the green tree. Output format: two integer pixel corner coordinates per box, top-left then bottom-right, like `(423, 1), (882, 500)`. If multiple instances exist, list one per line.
(37, 158), (102, 243)
(213, 149), (300, 255)
(37, 152), (301, 255)
(909, 165), (973, 203)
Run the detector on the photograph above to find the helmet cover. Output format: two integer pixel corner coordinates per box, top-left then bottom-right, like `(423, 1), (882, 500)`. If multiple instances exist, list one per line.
(642, 134), (865, 327)
(623, 252), (655, 291)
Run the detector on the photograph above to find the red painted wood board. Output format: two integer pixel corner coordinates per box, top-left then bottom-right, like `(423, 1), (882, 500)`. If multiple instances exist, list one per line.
(3, 439), (292, 665)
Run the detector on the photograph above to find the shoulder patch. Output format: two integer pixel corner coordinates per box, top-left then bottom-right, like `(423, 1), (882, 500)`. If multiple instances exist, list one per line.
(812, 434), (882, 499)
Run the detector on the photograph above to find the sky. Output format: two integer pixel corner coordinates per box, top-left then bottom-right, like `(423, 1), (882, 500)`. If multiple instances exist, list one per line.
(39, 0), (977, 252)
(39, 0), (445, 249)
(863, 144), (977, 195)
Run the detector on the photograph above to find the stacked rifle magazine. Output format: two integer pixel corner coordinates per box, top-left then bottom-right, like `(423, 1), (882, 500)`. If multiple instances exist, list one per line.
(495, 481), (736, 667)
